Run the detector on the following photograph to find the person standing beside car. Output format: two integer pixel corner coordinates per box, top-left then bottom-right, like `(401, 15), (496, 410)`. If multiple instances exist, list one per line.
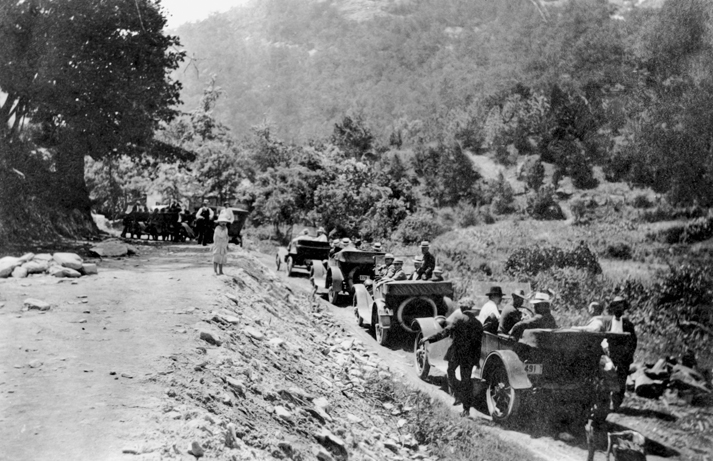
(195, 201), (214, 246)
(478, 286), (503, 333)
(600, 296), (637, 411)
(420, 306), (483, 417)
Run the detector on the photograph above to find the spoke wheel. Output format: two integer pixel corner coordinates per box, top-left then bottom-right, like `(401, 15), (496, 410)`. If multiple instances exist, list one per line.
(373, 311), (389, 346)
(275, 254), (281, 271)
(286, 256), (294, 277)
(486, 364), (520, 423)
(414, 332), (430, 380)
(328, 285), (338, 305)
(354, 295), (364, 327)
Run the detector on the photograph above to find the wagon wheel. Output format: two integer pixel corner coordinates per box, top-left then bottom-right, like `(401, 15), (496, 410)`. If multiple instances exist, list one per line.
(486, 363), (521, 423)
(286, 256), (294, 277)
(372, 309), (389, 346)
(275, 254), (281, 271)
(414, 332), (430, 380)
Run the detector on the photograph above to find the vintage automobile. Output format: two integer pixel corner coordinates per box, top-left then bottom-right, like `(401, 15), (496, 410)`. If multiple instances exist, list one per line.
(227, 208), (249, 246)
(276, 238), (331, 277)
(354, 279), (456, 346)
(312, 248), (384, 304)
(413, 317), (629, 425)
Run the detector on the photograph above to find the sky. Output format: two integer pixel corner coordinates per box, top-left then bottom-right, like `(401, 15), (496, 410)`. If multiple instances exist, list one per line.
(160, 0), (249, 29)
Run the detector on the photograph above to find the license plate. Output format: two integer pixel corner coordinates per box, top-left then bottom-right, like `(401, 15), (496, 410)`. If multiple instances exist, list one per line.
(524, 363), (543, 375)
(359, 275), (369, 281)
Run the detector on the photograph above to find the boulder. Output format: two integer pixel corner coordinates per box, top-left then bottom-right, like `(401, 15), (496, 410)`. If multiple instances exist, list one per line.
(80, 263), (98, 275)
(48, 266), (82, 278)
(89, 240), (135, 257)
(32, 253), (53, 262)
(24, 298), (51, 311)
(11, 266), (28, 278)
(53, 253), (83, 270)
(0, 256), (21, 278)
(22, 260), (49, 274)
(18, 253), (35, 264)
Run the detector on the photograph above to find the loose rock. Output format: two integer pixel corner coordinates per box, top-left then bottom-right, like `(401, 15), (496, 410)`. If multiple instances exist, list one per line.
(53, 252), (84, 270)
(11, 266), (28, 278)
(24, 298), (51, 311)
(199, 331), (222, 346)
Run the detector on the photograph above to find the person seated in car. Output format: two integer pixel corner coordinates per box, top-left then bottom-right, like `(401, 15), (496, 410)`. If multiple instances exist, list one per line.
(340, 237), (355, 249)
(415, 240), (436, 280)
(315, 227), (329, 242)
(409, 255), (423, 280)
(376, 253), (395, 279)
(499, 290), (526, 335)
(379, 258), (407, 283)
(571, 301), (605, 332)
(508, 291), (558, 339)
(372, 242), (383, 252)
(298, 228), (312, 240)
(430, 266), (444, 282)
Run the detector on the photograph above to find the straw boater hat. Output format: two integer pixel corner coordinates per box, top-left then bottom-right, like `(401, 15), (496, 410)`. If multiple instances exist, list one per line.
(317, 227), (326, 234)
(420, 240), (430, 248)
(433, 266), (443, 274)
(384, 253), (394, 260)
(530, 292), (553, 304)
(372, 242), (382, 250)
(512, 290), (526, 300)
(341, 237), (351, 245)
(486, 286), (503, 297)
(413, 255), (423, 263)
(393, 257), (404, 265)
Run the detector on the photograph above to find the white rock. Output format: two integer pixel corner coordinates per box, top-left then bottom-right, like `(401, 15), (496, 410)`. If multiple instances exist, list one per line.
(89, 240), (133, 257)
(274, 405), (293, 422)
(11, 266), (28, 278)
(0, 256), (21, 278)
(49, 266), (82, 278)
(28, 359), (43, 368)
(18, 253), (35, 263)
(268, 338), (285, 348)
(22, 260), (48, 274)
(52, 253), (83, 270)
(340, 339), (354, 350)
(244, 327), (264, 341)
(80, 263), (98, 275)
(32, 253), (53, 262)
(24, 298), (51, 311)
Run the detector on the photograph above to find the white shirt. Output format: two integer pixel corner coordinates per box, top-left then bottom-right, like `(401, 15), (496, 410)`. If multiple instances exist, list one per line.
(610, 316), (624, 333)
(478, 300), (501, 324)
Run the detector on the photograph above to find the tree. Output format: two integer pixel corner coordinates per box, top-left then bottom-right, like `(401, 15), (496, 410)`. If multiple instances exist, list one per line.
(0, 0), (184, 213)
(412, 143), (482, 207)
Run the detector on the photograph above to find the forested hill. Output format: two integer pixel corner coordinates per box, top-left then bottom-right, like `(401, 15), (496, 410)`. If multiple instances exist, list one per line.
(171, 0), (657, 142)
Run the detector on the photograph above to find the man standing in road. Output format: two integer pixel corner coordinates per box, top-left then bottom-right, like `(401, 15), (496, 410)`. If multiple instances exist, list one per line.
(415, 241), (435, 280)
(600, 296), (637, 411)
(420, 306), (483, 417)
(195, 200), (214, 246)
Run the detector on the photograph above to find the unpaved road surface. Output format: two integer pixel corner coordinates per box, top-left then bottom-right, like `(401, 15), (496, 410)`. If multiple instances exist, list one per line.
(0, 242), (696, 461)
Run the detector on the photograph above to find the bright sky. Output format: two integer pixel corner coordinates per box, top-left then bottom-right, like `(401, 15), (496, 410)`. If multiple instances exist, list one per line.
(160, 0), (248, 28)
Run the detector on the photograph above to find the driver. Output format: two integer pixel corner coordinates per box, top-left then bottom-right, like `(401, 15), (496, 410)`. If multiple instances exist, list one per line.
(380, 258), (407, 282)
(498, 290), (526, 335)
(508, 291), (558, 339)
(377, 253), (395, 279)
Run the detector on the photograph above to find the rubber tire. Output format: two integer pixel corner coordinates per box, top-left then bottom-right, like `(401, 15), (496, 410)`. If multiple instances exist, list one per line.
(286, 256), (294, 277)
(353, 295), (364, 326)
(328, 285), (338, 305)
(373, 310), (389, 346)
(486, 363), (521, 423)
(275, 254), (281, 271)
(414, 332), (430, 380)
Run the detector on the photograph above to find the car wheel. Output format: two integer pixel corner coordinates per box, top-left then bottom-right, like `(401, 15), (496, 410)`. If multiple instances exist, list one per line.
(275, 254), (281, 271)
(286, 256), (294, 276)
(486, 363), (520, 423)
(353, 295), (363, 327)
(373, 310), (389, 346)
(414, 332), (430, 380)
(328, 286), (338, 305)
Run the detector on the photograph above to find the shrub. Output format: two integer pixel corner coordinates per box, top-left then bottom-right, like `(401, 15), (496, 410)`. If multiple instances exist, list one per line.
(606, 242), (633, 260)
(505, 241), (602, 276)
(570, 198), (587, 224)
(526, 186), (565, 220)
(631, 194), (653, 209)
(649, 216), (713, 244)
(393, 211), (449, 245)
(521, 157), (545, 191)
(455, 201), (479, 228)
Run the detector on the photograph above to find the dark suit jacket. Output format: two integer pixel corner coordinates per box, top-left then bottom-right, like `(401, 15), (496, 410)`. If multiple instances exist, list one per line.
(428, 310), (483, 365)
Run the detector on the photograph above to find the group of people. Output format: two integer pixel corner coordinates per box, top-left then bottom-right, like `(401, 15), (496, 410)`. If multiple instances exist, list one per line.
(423, 286), (637, 417)
(374, 241), (444, 283)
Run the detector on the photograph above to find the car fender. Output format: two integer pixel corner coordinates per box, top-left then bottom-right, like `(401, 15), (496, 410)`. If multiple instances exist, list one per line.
(329, 267), (344, 294)
(353, 284), (373, 325)
(483, 350), (532, 390)
(311, 260), (327, 292)
(412, 317), (450, 374)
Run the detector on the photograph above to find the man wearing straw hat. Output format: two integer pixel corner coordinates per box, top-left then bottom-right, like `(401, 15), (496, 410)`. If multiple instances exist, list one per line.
(509, 291), (558, 339)
(415, 240), (435, 280)
(409, 255), (423, 280)
(499, 290), (526, 334)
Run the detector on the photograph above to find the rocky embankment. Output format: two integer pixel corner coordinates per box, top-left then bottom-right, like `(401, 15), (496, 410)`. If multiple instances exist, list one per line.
(152, 253), (470, 460)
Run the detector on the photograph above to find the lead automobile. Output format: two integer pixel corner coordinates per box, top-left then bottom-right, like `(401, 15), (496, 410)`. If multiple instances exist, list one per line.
(312, 248), (384, 304)
(413, 316), (630, 425)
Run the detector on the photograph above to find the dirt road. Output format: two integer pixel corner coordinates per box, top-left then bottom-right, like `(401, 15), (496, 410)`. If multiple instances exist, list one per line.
(0, 242), (689, 461)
